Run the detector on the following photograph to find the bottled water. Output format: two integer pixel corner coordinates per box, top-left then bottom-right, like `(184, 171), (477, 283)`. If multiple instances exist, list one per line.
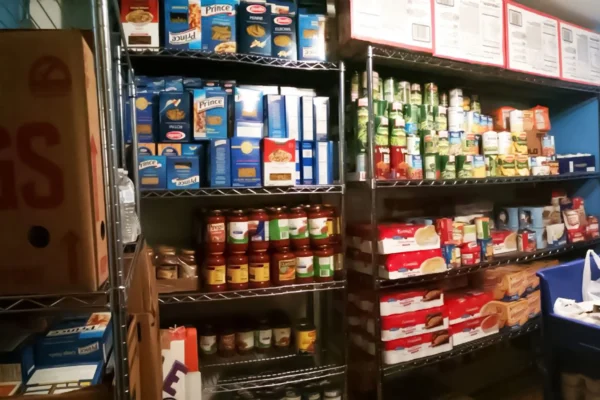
(118, 169), (141, 244)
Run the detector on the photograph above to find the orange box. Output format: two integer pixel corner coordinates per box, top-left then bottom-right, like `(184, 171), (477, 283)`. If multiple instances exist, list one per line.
(481, 265), (527, 301)
(0, 30), (107, 295)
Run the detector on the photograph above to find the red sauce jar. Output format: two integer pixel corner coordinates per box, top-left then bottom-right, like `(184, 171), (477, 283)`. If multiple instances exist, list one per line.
(295, 247), (314, 284)
(227, 253), (249, 290)
(204, 254), (226, 292)
(314, 246), (334, 282)
(288, 207), (309, 249)
(227, 210), (249, 254)
(333, 242), (344, 281)
(324, 204), (341, 243)
(249, 209), (269, 252)
(249, 251), (271, 288)
(308, 205), (330, 247)
(205, 210), (226, 254)
(268, 207), (290, 249)
(271, 247), (296, 286)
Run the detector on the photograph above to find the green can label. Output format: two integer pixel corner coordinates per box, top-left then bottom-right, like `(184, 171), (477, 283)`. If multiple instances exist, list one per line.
(269, 218), (289, 241)
(314, 255), (333, 278)
(227, 221), (249, 244)
(375, 115), (389, 146)
(289, 217), (308, 240)
(356, 98), (368, 151)
(296, 256), (314, 278)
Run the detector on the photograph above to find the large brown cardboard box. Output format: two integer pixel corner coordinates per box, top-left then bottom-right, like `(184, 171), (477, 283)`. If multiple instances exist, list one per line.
(137, 312), (162, 400)
(0, 30), (107, 294)
(127, 244), (158, 316)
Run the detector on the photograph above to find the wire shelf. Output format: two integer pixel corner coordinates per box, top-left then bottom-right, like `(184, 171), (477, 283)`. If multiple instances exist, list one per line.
(160, 280), (345, 304)
(202, 352), (299, 369)
(378, 238), (600, 289)
(128, 47), (340, 71)
(382, 318), (541, 377)
(142, 185), (344, 198)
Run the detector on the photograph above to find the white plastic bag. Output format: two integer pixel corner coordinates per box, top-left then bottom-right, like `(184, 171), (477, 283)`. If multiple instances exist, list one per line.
(582, 249), (600, 302)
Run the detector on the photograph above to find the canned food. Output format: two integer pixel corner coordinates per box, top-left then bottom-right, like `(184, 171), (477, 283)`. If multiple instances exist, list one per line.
(384, 78), (395, 102)
(440, 92), (449, 107)
(448, 107), (464, 131)
(497, 131), (512, 155)
(475, 217), (491, 240)
(482, 131), (499, 155)
(478, 238), (493, 262)
(418, 105), (434, 130)
(424, 154), (440, 180)
(396, 81), (411, 103)
(440, 155), (456, 179)
(406, 134), (421, 155)
(434, 105), (448, 131)
(420, 130), (438, 154)
(410, 83), (422, 105)
(471, 95), (481, 113)
(485, 155), (498, 177)
(406, 155), (423, 179)
(438, 131), (449, 156)
(448, 131), (462, 156)
(449, 88), (463, 107)
(456, 155), (474, 178)
(473, 155), (486, 178)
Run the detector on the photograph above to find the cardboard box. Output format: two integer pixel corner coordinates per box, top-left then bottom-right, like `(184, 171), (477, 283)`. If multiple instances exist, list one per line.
(161, 327), (201, 399)
(158, 143), (182, 156)
(193, 89), (228, 140)
(135, 93), (158, 143)
(139, 156), (167, 189)
(121, 0), (159, 47)
(238, 1), (272, 56)
(166, 157), (200, 190)
(284, 95), (300, 140)
(181, 143), (205, 156)
(201, 0), (238, 52)
(126, 244), (158, 317)
(22, 362), (105, 395)
(138, 143), (156, 155)
(315, 141), (333, 184)
(234, 87), (264, 138)
(164, 0), (202, 49)
(159, 92), (191, 142)
(263, 138), (295, 186)
(0, 30), (108, 295)
(301, 96), (315, 141)
(271, 0), (297, 59)
(137, 313), (162, 400)
(231, 138), (261, 187)
(208, 139), (231, 187)
(164, 76), (184, 91)
(295, 141), (301, 184)
(300, 141), (314, 184)
(298, 12), (326, 61)
(265, 94), (287, 138)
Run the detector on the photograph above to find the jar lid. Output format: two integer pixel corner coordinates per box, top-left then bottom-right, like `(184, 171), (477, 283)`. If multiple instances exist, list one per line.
(209, 209), (224, 215)
(270, 206), (287, 213)
(309, 204), (323, 211)
(230, 209), (246, 215)
(179, 248), (195, 255)
(251, 208), (267, 213)
(296, 318), (315, 330)
(156, 245), (176, 254)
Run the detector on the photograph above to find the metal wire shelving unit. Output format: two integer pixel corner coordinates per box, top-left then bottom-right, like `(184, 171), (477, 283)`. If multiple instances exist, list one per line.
(141, 184), (344, 198)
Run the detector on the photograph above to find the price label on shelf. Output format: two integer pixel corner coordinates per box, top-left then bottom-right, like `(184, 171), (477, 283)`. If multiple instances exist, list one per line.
(559, 21), (600, 85)
(505, 1), (560, 78)
(433, 0), (505, 67)
(350, 0), (433, 52)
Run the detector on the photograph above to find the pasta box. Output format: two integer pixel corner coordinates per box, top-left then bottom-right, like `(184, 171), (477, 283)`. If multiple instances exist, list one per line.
(201, 0), (238, 53)
(193, 89), (228, 140)
(158, 143), (182, 156)
(238, 1), (272, 56)
(297, 11), (326, 61)
(208, 139), (231, 187)
(295, 141), (301, 184)
(557, 154), (596, 173)
(301, 96), (315, 141)
(231, 137), (262, 187)
(135, 92), (158, 143)
(314, 141), (333, 184)
(35, 313), (112, 366)
(121, 0), (160, 48)
(167, 156), (200, 189)
(138, 143), (156, 155)
(164, 0), (202, 49)
(285, 95), (300, 140)
(300, 141), (314, 184)
(265, 94), (287, 138)
(159, 91), (191, 142)
(263, 138), (296, 186)
(271, 0), (297, 59)
(164, 75), (184, 91)
(234, 87), (264, 138)
(139, 156), (167, 189)
(313, 97), (329, 141)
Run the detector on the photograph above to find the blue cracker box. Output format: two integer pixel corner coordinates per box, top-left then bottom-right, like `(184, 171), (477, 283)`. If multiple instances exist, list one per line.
(314, 141), (333, 184)
(284, 95), (300, 140)
(300, 141), (314, 184)
(295, 141), (301, 184)
(202, 0), (238, 52)
(297, 12), (326, 61)
(557, 154), (596, 174)
(237, 1), (272, 56)
(139, 156), (167, 189)
(35, 313), (113, 366)
(313, 96), (329, 141)
(164, 76), (184, 92)
(193, 89), (228, 140)
(271, 1), (297, 60)
(135, 93), (158, 143)
(159, 91), (192, 142)
(231, 137), (262, 187)
(265, 94), (287, 138)
(301, 96), (314, 141)
(167, 156), (200, 189)
(164, 0), (202, 49)
(208, 139), (232, 187)
(234, 87), (264, 138)
(138, 143), (156, 155)
(158, 143), (182, 156)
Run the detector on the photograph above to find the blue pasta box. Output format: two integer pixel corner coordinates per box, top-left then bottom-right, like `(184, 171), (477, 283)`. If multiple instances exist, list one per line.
(138, 143), (156, 155)
(265, 94), (287, 138)
(314, 141), (333, 184)
(231, 137), (262, 187)
(158, 143), (182, 156)
(313, 96), (329, 141)
(271, 0), (297, 59)
(284, 95), (300, 140)
(164, 0), (202, 49)
(159, 91), (192, 142)
(182, 143), (205, 156)
(297, 11), (326, 61)
(557, 154), (596, 174)
(193, 89), (228, 140)
(135, 93), (158, 143)
(237, 1), (271, 56)
(301, 141), (314, 184)
(208, 139), (231, 187)
(295, 141), (301, 184)
(164, 76), (184, 91)
(301, 96), (314, 141)
(234, 87), (264, 138)
(202, 0), (238, 52)
(167, 156), (200, 189)
(35, 313), (113, 366)
(139, 156), (167, 189)
(183, 77), (204, 89)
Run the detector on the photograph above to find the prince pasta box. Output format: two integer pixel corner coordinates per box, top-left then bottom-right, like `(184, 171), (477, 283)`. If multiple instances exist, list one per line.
(263, 138), (296, 186)
(164, 0), (202, 49)
(202, 0), (238, 53)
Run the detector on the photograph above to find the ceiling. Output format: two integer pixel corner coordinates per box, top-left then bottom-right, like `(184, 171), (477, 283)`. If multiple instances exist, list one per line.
(516, 0), (600, 29)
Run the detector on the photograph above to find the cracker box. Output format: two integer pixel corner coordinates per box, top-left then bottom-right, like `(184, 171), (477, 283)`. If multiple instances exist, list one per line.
(234, 87), (264, 138)
(315, 141), (333, 184)
(193, 89), (228, 140)
(208, 139), (232, 187)
(238, 1), (272, 56)
(164, 0), (202, 49)
(301, 141), (314, 184)
(271, 0), (297, 59)
(231, 137), (262, 187)
(139, 156), (167, 189)
(265, 94), (287, 138)
(263, 138), (296, 186)
(158, 143), (182, 156)
(295, 141), (301, 184)
(138, 143), (156, 155)
(202, 0), (238, 53)
(297, 11), (326, 61)
(380, 287), (444, 317)
(159, 92), (192, 142)
(121, 0), (160, 47)
(301, 96), (315, 141)
(375, 306), (449, 341)
(167, 156), (200, 189)
(285, 95), (301, 140)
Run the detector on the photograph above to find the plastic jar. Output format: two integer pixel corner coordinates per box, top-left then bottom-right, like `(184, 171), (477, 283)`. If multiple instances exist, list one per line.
(204, 254), (226, 292)
(177, 249), (198, 278)
(295, 319), (317, 355)
(271, 247), (296, 286)
(249, 208), (269, 252)
(205, 210), (226, 254)
(227, 210), (249, 253)
(249, 251), (271, 288)
(199, 323), (217, 356)
(308, 205), (330, 247)
(313, 246), (334, 282)
(254, 317), (272, 353)
(268, 207), (290, 249)
(218, 326), (236, 358)
(332, 242), (344, 281)
(288, 206), (309, 249)
(227, 253), (249, 290)
(156, 248), (178, 279)
(323, 204), (341, 243)
(295, 247), (314, 284)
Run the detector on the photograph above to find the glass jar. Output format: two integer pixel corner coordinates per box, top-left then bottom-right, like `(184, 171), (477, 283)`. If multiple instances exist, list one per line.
(268, 207), (290, 249)
(205, 210), (226, 254)
(295, 319), (317, 355)
(303, 391), (321, 400)
(249, 251), (271, 288)
(324, 387), (342, 400)
(177, 249), (198, 278)
(235, 322), (255, 355)
(248, 208), (270, 252)
(272, 316), (291, 350)
(295, 247), (314, 284)
(254, 317), (272, 353)
(323, 204), (341, 243)
(218, 326), (236, 358)
(271, 247), (296, 286)
(156, 248), (178, 279)
(288, 206), (309, 249)
(204, 254), (226, 292)
(199, 323), (217, 356)
(308, 205), (330, 247)
(227, 253), (249, 290)
(227, 210), (249, 254)
(314, 246), (334, 282)
(332, 242), (344, 281)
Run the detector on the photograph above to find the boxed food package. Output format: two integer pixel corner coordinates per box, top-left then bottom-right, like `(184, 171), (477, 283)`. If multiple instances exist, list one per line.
(375, 306), (449, 341)
(135, 93), (158, 143)
(139, 143), (156, 155)
(300, 141), (314, 184)
(315, 141), (333, 184)
(480, 265), (528, 301)
(166, 156), (200, 189)
(380, 287), (444, 317)
(450, 315), (499, 346)
(295, 141), (301, 184)
(482, 299), (530, 330)
(561, 197), (588, 243)
(139, 156), (167, 189)
(238, 1), (272, 56)
(208, 139), (231, 187)
(271, 0), (297, 59)
(301, 96), (315, 141)
(491, 230), (517, 255)
(161, 327), (201, 400)
(445, 291), (495, 325)
(313, 97), (330, 141)
(21, 361), (105, 395)
(284, 95), (301, 140)
(234, 87), (264, 138)
(164, 0), (202, 49)
(231, 137), (261, 187)
(361, 224), (441, 255)
(378, 248), (447, 279)
(159, 92), (192, 142)
(546, 223), (567, 247)
(382, 330), (452, 365)
(265, 94), (287, 138)
(526, 290), (541, 318)
(297, 11), (326, 61)
(263, 138), (296, 186)
(121, 0), (159, 47)
(158, 143), (182, 156)
(193, 88), (228, 140)
(557, 154), (596, 174)
(201, 0), (238, 53)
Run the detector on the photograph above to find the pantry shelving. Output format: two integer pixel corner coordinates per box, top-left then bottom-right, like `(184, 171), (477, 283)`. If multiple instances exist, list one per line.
(141, 184), (345, 198)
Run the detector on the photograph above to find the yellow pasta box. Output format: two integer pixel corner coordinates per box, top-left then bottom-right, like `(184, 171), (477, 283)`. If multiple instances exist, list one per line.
(271, 0), (297, 60)
(201, 0), (237, 53)
(238, 1), (271, 56)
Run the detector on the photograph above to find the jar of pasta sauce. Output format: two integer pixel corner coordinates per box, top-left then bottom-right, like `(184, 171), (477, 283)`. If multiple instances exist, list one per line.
(249, 209), (269, 252)
(271, 247), (296, 286)
(314, 246), (334, 282)
(204, 254), (226, 292)
(227, 253), (249, 290)
(227, 210), (249, 254)
(268, 207), (290, 249)
(249, 251), (270, 288)
(295, 247), (314, 284)
(288, 207), (309, 249)
(332, 242), (344, 281)
(308, 205), (330, 247)
(205, 210), (226, 254)
(323, 204), (341, 243)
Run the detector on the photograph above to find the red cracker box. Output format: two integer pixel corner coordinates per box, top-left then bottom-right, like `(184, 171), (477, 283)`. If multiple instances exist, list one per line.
(0, 30), (108, 295)
(383, 330), (452, 365)
(445, 291), (495, 325)
(380, 287), (444, 317)
(373, 306), (448, 341)
(348, 223), (441, 254)
(450, 314), (499, 346)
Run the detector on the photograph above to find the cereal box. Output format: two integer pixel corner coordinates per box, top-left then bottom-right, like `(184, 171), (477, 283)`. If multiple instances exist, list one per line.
(238, 1), (272, 56)
(263, 138), (296, 186)
(297, 11), (326, 61)
(234, 87), (264, 138)
(231, 137), (261, 187)
(265, 94), (287, 138)
(313, 97), (329, 141)
(301, 96), (315, 141)
(315, 141), (332, 184)
(193, 89), (228, 140)
(121, 0), (159, 48)
(167, 156), (200, 189)
(285, 95), (300, 140)
(164, 0), (202, 49)
(158, 143), (182, 156)
(301, 141), (314, 184)
(208, 139), (231, 187)
(202, 0), (238, 53)
(159, 92), (192, 142)
(271, 0), (297, 59)
(139, 156), (167, 189)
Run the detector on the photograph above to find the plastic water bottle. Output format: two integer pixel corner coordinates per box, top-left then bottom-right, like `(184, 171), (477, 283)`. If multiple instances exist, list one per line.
(118, 169), (140, 244)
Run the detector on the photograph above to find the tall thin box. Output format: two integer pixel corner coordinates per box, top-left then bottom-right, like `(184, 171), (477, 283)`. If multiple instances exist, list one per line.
(301, 96), (315, 141)
(315, 141), (333, 184)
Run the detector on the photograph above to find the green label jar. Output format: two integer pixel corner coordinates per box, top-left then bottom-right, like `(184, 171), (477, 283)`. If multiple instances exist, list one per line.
(269, 218), (289, 241)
